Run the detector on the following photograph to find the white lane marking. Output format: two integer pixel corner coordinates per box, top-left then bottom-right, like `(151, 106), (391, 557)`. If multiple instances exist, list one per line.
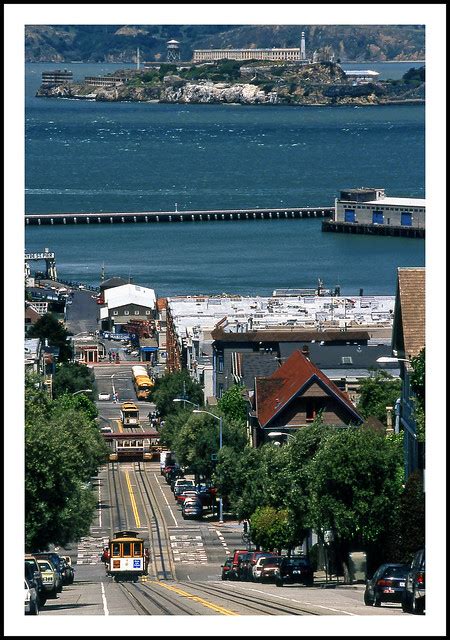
(154, 474), (178, 526)
(98, 478), (102, 528)
(101, 582), (109, 616)
(293, 601), (357, 616)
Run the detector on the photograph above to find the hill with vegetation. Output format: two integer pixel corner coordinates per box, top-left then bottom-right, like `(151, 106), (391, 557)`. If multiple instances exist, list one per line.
(25, 24), (425, 63)
(36, 60), (425, 107)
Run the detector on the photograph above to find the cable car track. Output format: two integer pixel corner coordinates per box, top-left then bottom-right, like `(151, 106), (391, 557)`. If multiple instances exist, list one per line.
(133, 461), (177, 581)
(177, 581), (321, 616)
(119, 581), (195, 616)
(107, 462), (130, 532)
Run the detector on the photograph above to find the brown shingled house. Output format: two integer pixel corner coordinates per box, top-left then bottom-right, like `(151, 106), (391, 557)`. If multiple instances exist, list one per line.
(391, 267), (425, 479)
(251, 349), (363, 446)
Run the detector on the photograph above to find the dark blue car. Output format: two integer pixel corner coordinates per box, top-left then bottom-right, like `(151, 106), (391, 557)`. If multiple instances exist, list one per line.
(364, 563), (410, 607)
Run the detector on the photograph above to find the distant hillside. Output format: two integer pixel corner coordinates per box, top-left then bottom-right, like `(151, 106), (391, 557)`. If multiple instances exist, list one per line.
(25, 24), (425, 63)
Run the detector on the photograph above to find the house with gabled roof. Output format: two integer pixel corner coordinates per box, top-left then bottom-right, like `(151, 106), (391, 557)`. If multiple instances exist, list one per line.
(251, 349), (364, 446)
(390, 267), (425, 479)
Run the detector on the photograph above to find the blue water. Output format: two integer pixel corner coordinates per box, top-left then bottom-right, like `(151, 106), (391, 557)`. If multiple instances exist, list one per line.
(24, 63), (425, 297)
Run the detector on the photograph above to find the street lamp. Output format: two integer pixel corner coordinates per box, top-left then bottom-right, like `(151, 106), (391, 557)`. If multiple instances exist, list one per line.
(267, 431), (295, 444)
(376, 356), (411, 364)
(173, 398), (199, 409)
(193, 409), (223, 524)
(72, 389), (93, 396)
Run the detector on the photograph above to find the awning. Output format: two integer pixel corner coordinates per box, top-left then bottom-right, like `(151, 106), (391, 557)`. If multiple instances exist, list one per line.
(140, 346), (158, 352)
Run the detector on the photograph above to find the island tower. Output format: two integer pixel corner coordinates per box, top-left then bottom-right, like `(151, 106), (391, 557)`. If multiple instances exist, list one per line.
(166, 39), (181, 63)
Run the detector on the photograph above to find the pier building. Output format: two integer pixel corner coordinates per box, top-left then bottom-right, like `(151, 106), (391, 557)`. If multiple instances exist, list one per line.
(323, 188), (425, 238)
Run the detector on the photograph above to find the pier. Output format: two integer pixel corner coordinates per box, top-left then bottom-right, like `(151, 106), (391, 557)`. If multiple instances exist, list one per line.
(25, 206), (333, 226)
(322, 220), (425, 238)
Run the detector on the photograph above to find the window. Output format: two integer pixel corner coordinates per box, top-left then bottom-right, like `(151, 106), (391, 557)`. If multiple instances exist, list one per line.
(113, 310), (118, 316)
(133, 542), (142, 556)
(217, 353), (224, 373)
(306, 402), (316, 422)
(122, 542), (131, 557)
(134, 310), (140, 315)
(145, 310), (151, 315)
(218, 383), (224, 399)
(112, 543), (120, 557)
(124, 310), (130, 315)
(341, 356), (353, 364)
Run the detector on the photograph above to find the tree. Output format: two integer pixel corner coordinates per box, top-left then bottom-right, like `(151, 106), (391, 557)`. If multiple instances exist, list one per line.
(52, 362), (97, 399)
(25, 376), (108, 550)
(357, 370), (402, 425)
(308, 427), (404, 574)
(250, 506), (297, 553)
(26, 313), (73, 362)
(218, 384), (248, 425)
(149, 371), (203, 416)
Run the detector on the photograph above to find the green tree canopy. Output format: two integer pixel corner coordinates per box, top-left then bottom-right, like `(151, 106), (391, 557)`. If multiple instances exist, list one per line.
(218, 384), (248, 424)
(149, 370), (204, 416)
(52, 361), (97, 399)
(308, 427), (403, 548)
(357, 370), (402, 425)
(250, 506), (297, 553)
(25, 376), (108, 550)
(26, 312), (73, 362)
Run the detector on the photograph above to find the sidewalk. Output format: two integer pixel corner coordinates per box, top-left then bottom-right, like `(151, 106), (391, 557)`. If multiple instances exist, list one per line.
(314, 570), (365, 589)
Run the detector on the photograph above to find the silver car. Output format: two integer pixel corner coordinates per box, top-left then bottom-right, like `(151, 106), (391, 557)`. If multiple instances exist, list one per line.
(24, 578), (40, 615)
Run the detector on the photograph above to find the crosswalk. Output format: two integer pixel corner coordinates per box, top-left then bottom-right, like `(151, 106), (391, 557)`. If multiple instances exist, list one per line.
(76, 535), (109, 565)
(169, 531), (208, 565)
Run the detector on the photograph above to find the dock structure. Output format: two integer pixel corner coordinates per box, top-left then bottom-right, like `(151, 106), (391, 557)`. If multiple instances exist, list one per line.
(25, 206), (333, 226)
(24, 249), (58, 280)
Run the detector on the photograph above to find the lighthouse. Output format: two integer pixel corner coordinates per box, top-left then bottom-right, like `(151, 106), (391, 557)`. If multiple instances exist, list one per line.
(300, 32), (306, 61)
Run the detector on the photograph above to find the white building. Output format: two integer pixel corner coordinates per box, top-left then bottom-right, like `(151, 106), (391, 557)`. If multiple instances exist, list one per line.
(100, 284), (157, 332)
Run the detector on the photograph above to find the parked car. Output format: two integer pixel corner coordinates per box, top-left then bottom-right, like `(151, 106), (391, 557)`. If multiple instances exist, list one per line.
(252, 554), (279, 582)
(35, 558), (59, 599)
(25, 555), (46, 607)
(60, 557), (75, 585)
(24, 578), (40, 615)
(364, 563), (410, 607)
(275, 556), (314, 587)
(182, 500), (203, 520)
(176, 490), (199, 506)
(173, 478), (196, 494)
(221, 557), (233, 580)
(229, 549), (250, 581)
(34, 552), (64, 592)
(246, 551), (277, 582)
(98, 392), (111, 401)
(402, 549), (425, 614)
(100, 425), (113, 433)
(259, 556), (283, 583)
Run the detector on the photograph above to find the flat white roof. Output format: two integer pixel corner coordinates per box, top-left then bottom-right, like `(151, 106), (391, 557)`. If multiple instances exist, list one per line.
(364, 197), (426, 207)
(345, 70), (380, 77)
(105, 283), (156, 310)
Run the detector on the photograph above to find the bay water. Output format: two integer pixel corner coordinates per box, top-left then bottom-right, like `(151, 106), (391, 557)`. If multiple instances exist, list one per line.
(24, 63), (425, 296)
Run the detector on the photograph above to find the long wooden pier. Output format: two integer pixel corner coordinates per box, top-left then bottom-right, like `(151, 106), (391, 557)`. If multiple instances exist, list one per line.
(25, 206), (334, 226)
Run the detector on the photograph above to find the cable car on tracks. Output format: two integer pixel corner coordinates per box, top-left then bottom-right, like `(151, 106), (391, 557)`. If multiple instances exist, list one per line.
(107, 530), (149, 582)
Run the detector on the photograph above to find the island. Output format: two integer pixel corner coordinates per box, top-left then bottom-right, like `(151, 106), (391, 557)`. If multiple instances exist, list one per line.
(36, 61), (425, 107)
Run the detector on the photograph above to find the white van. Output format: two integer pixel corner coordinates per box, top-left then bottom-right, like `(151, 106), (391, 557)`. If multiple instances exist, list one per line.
(159, 450), (174, 474)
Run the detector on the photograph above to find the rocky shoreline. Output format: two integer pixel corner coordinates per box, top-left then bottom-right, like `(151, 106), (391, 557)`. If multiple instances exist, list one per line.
(36, 62), (425, 107)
